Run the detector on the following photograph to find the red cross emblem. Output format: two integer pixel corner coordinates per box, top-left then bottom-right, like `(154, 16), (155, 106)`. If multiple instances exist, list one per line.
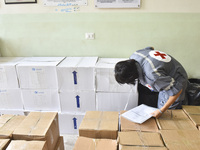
(154, 51), (167, 59)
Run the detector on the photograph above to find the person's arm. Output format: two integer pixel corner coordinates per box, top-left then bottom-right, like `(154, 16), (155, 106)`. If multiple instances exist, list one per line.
(151, 89), (183, 118)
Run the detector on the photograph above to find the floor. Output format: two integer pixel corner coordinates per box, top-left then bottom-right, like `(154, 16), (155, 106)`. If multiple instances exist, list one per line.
(63, 134), (78, 150)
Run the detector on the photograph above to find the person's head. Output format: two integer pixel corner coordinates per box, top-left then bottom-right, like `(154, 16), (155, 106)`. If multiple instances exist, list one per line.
(114, 59), (138, 85)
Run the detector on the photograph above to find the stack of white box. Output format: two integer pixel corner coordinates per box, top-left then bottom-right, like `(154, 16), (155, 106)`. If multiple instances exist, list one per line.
(57, 57), (98, 135)
(16, 57), (65, 112)
(0, 57), (25, 115)
(95, 58), (138, 112)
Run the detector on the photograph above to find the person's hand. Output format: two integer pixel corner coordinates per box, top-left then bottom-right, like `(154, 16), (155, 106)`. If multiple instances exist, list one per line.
(151, 109), (162, 118)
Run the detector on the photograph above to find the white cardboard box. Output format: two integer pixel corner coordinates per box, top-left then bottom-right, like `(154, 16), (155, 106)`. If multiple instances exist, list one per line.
(0, 109), (28, 116)
(95, 58), (137, 93)
(57, 57), (98, 91)
(96, 92), (138, 112)
(21, 89), (61, 111)
(60, 90), (96, 113)
(58, 112), (85, 135)
(0, 57), (24, 89)
(0, 89), (24, 110)
(16, 57), (65, 89)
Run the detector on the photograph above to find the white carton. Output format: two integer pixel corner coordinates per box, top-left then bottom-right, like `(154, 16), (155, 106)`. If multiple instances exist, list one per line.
(95, 58), (137, 92)
(0, 89), (23, 110)
(96, 92), (138, 112)
(58, 112), (85, 135)
(0, 109), (28, 116)
(0, 57), (24, 89)
(60, 90), (96, 113)
(21, 89), (61, 111)
(16, 57), (65, 89)
(57, 57), (98, 91)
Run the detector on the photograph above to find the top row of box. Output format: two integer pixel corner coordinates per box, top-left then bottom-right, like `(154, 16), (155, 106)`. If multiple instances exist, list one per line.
(0, 57), (137, 92)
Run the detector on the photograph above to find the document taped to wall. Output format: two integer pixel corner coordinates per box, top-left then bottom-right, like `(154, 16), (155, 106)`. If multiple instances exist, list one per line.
(95, 0), (140, 8)
(43, 0), (87, 6)
(121, 104), (157, 124)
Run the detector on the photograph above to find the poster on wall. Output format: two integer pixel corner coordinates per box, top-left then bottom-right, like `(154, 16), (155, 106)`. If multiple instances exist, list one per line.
(5, 0), (36, 4)
(95, 0), (140, 8)
(43, 0), (87, 6)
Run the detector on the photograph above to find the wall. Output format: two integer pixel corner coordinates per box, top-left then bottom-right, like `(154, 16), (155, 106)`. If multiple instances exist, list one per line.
(0, 0), (200, 78)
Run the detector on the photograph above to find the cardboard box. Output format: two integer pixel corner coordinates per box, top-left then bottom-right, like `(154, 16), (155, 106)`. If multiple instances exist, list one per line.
(6, 140), (48, 150)
(120, 111), (158, 132)
(0, 139), (10, 150)
(55, 136), (64, 150)
(0, 89), (23, 110)
(0, 115), (25, 139)
(95, 58), (137, 93)
(57, 57), (98, 91)
(118, 131), (165, 148)
(73, 136), (117, 150)
(0, 109), (28, 116)
(59, 90), (96, 113)
(96, 92), (138, 112)
(79, 111), (119, 139)
(156, 109), (197, 130)
(0, 57), (23, 89)
(16, 57), (65, 89)
(21, 89), (60, 111)
(58, 112), (85, 135)
(161, 130), (200, 150)
(13, 112), (59, 150)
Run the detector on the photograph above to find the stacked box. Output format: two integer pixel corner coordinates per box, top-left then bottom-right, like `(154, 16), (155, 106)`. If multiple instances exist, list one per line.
(95, 58), (138, 112)
(182, 105), (200, 127)
(118, 131), (167, 150)
(156, 109), (197, 130)
(16, 57), (65, 111)
(79, 111), (119, 139)
(12, 112), (60, 150)
(120, 111), (158, 132)
(0, 114), (25, 139)
(0, 57), (24, 114)
(57, 57), (98, 135)
(73, 137), (117, 150)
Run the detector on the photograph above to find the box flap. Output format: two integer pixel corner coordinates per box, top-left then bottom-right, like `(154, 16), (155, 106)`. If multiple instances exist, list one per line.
(0, 139), (10, 149)
(6, 140), (47, 150)
(58, 57), (98, 68)
(161, 130), (200, 150)
(119, 146), (167, 150)
(118, 131), (164, 147)
(159, 110), (189, 120)
(73, 137), (117, 150)
(0, 115), (25, 138)
(188, 114), (200, 126)
(95, 58), (128, 68)
(182, 105), (200, 115)
(120, 111), (158, 132)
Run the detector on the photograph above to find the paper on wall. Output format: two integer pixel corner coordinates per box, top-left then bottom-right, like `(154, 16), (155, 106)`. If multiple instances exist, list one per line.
(121, 104), (158, 124)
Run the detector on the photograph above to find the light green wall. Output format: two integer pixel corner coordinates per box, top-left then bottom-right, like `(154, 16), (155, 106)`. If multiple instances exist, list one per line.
(0, 13), (200, 78)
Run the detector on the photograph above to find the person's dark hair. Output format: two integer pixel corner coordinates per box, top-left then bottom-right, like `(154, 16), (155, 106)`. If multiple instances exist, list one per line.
(114, 59), (139, 85)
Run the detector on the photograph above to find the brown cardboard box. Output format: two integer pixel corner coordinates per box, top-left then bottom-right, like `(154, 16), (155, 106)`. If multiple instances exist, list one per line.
(55, 136), (65, 150)
(0, 139), (10, 150)
(73, 136), (117, 150)
(182, 105), (200, 115)
(118, 131), (165, 148)
(12, 112), (59, 150)
(0, 115), (25, 139)
(182, 105), (200, 127)
(79, 111), (119, 139)
(156, 109), (197, 130)
(161, 130), (200, 150)
(120, 111), (158, 132)
(6, 140), (48, 150)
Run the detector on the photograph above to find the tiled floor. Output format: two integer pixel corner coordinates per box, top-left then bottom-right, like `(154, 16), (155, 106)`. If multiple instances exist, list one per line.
(63, 134), (78, 150)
